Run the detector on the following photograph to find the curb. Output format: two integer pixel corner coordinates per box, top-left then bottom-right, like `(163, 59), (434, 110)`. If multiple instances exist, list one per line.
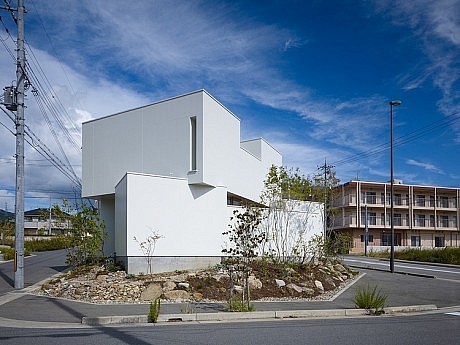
(81, 304), (438, 325)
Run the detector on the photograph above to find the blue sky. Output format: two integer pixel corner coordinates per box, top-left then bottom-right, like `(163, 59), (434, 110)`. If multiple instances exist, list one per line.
(0, 0), (459, 210)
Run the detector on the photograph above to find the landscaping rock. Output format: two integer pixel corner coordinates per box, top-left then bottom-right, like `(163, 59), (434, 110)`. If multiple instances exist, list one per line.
(140, 283), (162, 301)
(248, 275), (262, 289)
(192, 292), (203, 301)
(286, 283), (303, 293)
(96, 274), (108, 282)
(334, 263), (346, 272)
(164, 289), (190, 301)
(162, 281), (176, 292)
(314, 280), (324, 291)
(178, 282), (190, 289)
(275, 279), (286, 288)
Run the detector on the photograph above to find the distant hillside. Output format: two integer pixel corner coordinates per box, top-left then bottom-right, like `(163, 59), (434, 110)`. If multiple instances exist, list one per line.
(0, 209), (14, 221)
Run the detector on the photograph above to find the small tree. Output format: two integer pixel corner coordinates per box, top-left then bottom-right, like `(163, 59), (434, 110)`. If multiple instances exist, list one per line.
(261, 165), (321, 263)
(133, 227), (163, 274)
(222, 207), (264, 262)
(222, 207), (263, 311)
(52, 200), (107, 267)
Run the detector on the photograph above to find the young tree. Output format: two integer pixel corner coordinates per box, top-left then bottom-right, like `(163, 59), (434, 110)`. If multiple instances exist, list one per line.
(133, 227), (163, 274)
(222, 206), (264, 310)
(222, 207), (264, 263)
(52, 200), (107, 267)
(260, 165), (321, 263)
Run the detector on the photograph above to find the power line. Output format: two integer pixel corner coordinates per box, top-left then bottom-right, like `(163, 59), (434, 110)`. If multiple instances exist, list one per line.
(331, 111), (460, 167)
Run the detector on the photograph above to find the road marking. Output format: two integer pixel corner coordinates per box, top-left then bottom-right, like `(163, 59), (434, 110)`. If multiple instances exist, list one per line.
(445, 312), (460, 317)
(343, 258), (460, 275)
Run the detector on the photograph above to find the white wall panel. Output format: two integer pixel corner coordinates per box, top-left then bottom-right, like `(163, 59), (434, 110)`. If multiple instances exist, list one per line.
(124, 173), (228, 257)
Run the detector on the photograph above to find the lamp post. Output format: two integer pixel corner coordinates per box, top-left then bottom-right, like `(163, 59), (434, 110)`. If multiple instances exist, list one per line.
(389, 100), (401, 273)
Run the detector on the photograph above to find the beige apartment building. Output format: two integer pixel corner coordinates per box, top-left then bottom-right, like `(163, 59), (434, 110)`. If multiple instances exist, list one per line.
(332, 181), (460, 254)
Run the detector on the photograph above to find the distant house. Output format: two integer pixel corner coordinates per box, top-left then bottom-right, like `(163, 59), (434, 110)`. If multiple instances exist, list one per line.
(24, 208), (69, 235)
(82, 90), (283, 273)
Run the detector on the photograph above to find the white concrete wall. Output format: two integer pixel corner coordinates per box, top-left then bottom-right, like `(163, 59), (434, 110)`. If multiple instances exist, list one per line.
(83, 90), (281, 204)
(83, 91), (204, 197)
(121, 172), (229, 257)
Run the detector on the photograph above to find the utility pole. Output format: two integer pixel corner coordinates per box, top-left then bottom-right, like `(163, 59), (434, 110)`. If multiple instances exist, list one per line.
(1, 0), (26, 289)
(14, 0), (25, 289)
(318, 158), (335, 239)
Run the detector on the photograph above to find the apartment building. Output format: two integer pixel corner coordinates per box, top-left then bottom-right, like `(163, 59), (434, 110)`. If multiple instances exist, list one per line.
(332, 180), (460, 253)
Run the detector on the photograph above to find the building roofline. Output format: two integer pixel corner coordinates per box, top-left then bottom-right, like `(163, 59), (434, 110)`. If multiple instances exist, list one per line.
(82, 89), (240, 125)
(342, 180), (460, 191)
(240, 137), (282, 157)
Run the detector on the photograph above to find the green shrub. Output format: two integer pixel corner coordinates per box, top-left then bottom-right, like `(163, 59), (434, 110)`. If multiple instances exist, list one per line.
(353, 284), (387, 314)
(395, 248), (460, 265)
(0, 247), (31, 260)
(25, 236), (72, 252)
(148, 298), (161, 323)
(226, 296), (255, 312)
(368, 248), (460, 265)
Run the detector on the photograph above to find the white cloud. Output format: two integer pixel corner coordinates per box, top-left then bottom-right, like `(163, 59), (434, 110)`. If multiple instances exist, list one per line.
(384, 0), (460, 118)
(406, 159), (444, 174)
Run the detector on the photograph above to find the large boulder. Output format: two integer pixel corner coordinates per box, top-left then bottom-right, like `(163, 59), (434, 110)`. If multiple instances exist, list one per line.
(140, 283), (162, 301)
(162, 281), (176, 292)
(164, 289), (190, 301)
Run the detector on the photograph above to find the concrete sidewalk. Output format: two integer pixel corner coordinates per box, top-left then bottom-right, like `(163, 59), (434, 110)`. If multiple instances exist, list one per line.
(2, 265), (458, 327)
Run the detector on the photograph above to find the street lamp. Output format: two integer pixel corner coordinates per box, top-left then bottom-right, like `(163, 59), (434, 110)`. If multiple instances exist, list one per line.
(389, 100), (401, 273)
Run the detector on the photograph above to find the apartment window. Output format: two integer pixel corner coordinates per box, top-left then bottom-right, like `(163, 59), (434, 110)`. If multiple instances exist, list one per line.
(361, 211), (376, 225)
(381, 233), (400, 246)
(369, 212), (376, 225)
(416, 214), (425, 227)
(394, 213), (401, 226)
(381, 213), (390, 226)
(190, 116), (197, 171)
(366, 192), (376, 204)
(453, 216), (457, 228)
(411, 235), (421, 247)
(440, 215), (449, 228)
(394, 193), (402, 206)
(430, 215), (435, 227)
(435, 236), (445, 247)
(430, 196), (435, 207)
(439, 196), (448, 208)
(416, 195), (425, 207)
(360, 234), (374, 242)
(381, 233), (392, 246)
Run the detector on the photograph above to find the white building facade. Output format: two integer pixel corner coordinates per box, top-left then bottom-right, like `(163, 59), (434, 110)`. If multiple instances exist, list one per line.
(82, 90), (282, 273)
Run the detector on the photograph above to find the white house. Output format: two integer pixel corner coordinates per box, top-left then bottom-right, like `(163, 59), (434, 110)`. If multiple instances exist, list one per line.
(82, 90), (282, 273)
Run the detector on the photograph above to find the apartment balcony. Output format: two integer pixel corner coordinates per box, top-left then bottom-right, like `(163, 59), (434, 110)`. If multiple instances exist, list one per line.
(333, 216), (459, 231)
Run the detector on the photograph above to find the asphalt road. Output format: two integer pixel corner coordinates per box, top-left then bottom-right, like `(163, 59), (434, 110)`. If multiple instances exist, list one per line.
(343, 255), (460, 282)
(0, 312), (459, 345)
(0, 249), (68, 295)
